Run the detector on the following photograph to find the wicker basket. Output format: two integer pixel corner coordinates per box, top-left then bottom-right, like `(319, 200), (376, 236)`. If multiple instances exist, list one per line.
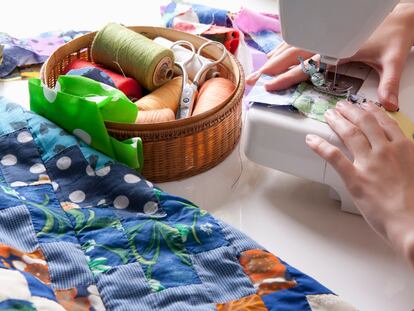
(41, 26), (244, 182)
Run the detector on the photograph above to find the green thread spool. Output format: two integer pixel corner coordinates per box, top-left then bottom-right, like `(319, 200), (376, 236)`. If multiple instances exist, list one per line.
(91, 23), (174, 91)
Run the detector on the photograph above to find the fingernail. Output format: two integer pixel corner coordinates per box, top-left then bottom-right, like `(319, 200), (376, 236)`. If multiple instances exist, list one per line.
(325, 109), (335, 118)
(386, 94), (399, 111)
(336, 101), (346, 108)
(246, 71), (261, 81)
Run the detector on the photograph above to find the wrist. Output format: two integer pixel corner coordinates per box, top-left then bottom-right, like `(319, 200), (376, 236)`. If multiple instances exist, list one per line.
(385, 212), (414, 268)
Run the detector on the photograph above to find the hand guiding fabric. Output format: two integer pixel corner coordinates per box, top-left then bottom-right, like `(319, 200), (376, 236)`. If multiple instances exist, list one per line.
(306, 101), (414, 269)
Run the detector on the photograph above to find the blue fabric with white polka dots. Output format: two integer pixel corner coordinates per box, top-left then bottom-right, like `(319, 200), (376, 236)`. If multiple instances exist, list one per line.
(0, 97), (350, 310)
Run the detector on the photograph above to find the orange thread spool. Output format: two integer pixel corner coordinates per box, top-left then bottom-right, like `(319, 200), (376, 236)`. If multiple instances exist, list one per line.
(135, 76), (182, 115)
(135, 108), (175, 124)
(192, 78), (235, 116)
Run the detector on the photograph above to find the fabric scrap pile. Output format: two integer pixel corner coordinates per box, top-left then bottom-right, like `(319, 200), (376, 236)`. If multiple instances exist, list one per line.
(160, 1), (283, 55)
(0, 30), (87, 80)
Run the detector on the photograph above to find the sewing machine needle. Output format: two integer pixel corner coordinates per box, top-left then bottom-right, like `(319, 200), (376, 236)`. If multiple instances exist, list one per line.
(333, 65), (338, 90)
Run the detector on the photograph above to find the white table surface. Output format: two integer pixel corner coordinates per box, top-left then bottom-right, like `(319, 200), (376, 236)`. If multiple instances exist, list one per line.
(1, 1), (414, 310)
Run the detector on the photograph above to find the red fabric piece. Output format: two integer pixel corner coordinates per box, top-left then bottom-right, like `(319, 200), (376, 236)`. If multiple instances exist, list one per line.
(63, 59), (142, 100)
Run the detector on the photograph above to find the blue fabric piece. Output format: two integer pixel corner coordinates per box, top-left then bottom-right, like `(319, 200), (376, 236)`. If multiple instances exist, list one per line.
(157, 192), (229, 253)
(119, 212), (201, 291)
(65, 206), (135, 276)
(0, 98), (27, 137)
(17, 184), (76, 243)
(96, 262), (156, 310)
(217, 220), (264, 253)
(154, 284), (216, 311)
(245, 30), (284, 54)
(45, 146), (156, 210)
(26, 111), (78, 163)
(78, 140), (114, 170)
(26, 111), (113, 170)
(0, 299), (35, 310)
(0, 53), (18, 78)
(191, 4), (230, 26)
(0, 205), (38, 252)
(262, 260), (334, 311)
(67, 67), (116, 88)
(0, 129), (48, 186)
(192, 246), (256, 303)
(41, 242), (94, 289)
(23, 271), (57, 302)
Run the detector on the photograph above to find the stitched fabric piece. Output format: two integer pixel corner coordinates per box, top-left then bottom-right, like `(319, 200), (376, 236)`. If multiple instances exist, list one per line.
(40, 242), (94, 289)
(65, 206), (135, 276)
(0, 184), (76, 243)
(45, 146), (157, 211)
(0, 129), (50, 187)
(0, 205), (38, 252)
(217, 294), (268, 311)
(192, 246), (256, 303)
(240, 249), (297, 296)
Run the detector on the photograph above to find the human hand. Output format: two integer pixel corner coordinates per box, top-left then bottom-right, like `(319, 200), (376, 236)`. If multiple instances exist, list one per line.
(305, 101), (414, 268)
(246, 3), (414, 112)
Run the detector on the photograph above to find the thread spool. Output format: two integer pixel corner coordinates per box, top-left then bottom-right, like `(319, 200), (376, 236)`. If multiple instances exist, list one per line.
(63, 59), (142, 100)
(135, 109), (175, 124)
(134, 76), (182, 115)
(154, 37), (220, 84)
(192, 77), (235, 116)
(91, 23), (174, 91)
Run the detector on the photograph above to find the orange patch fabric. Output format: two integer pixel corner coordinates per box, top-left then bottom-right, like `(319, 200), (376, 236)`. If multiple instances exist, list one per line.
(55, 288), (91, 310)
(239, 249), (296, 296)
(217, 294), (268, 311)
(0, 243), (50, 284)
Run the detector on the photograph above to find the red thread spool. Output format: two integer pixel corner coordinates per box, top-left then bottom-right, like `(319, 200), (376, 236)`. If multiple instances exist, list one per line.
(63, 59), (142, 100)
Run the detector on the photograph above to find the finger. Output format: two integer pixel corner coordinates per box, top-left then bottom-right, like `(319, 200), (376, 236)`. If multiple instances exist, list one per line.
(306, 134), (355, 184)
(335, 100), (388, 146)
(267, 42), (290, 58)
(377, 60), (403, 112)
(324, 109), (371, 156)
(260, 48), (315, 76)
(360, 101), (406, 141)
(264, 64), (308, 91)
(246, 70), (262, 85)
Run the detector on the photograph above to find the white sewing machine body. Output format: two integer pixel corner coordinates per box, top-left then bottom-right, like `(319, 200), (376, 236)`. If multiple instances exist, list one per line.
(244, 56), (414, 214)
(244, 0), (412, 214)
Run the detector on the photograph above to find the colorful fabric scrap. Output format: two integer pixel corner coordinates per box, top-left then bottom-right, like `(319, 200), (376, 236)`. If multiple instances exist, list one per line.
(291, 82), (345, 122)
(160, 1), (240, 53)
(239, 249), (297, 296)
(0, 30), (87, 79)
(217, 294), (268, 311)
(0, 96), (356, 310)
(161, 1), (283, 54)
(28, 76), (144, 171)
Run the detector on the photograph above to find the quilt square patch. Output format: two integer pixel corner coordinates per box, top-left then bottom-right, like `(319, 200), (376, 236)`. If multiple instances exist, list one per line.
(65, 206), (135, 276)
(45, 146), (157, 212)
(0, 98), (27, 137)
(0, 184), (76, 244)
(119, 213), (201, 291)
(0, 129), (50, 187)
(156, 191), (229, 253)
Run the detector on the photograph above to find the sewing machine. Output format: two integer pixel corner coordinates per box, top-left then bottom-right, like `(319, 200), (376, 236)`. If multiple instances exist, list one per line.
(243, 0), (414, 214)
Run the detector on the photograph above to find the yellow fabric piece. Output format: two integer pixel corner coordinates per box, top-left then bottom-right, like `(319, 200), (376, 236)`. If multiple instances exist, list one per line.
(386, 111), (414, 142)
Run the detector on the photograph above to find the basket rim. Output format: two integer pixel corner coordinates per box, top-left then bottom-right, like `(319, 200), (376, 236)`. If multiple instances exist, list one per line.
(40, 25), (244, 132)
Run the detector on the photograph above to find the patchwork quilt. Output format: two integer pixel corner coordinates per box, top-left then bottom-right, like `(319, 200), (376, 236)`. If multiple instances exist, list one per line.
(0, 97), (355, 310)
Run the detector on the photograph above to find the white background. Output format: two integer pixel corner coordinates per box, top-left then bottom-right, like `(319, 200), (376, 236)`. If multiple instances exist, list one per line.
(1, 1), (414, 310)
